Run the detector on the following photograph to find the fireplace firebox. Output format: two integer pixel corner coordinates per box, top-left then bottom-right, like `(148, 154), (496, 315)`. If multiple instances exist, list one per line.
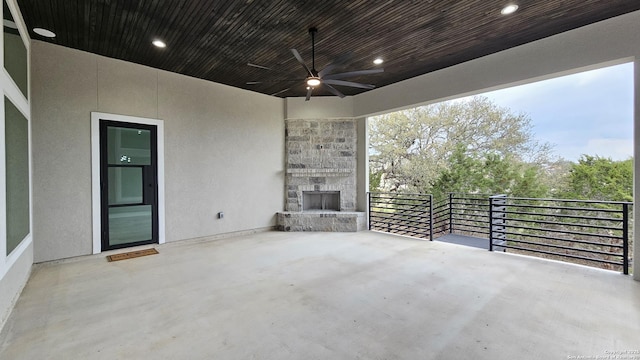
(303, 191), (340, 211)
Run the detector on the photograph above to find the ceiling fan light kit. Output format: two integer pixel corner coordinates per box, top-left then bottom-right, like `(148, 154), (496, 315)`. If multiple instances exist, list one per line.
(247, 27), (384, 101)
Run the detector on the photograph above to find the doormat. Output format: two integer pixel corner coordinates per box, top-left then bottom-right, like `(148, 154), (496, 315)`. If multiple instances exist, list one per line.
(107, 248), (159, 262)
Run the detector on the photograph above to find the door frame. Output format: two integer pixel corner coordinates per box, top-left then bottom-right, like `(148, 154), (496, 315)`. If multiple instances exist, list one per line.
(91, 112), (165, 254)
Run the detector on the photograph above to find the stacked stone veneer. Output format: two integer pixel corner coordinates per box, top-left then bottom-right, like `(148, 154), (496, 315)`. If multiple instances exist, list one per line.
(285, 118), (357, 211)
(277, 118), (366, 232)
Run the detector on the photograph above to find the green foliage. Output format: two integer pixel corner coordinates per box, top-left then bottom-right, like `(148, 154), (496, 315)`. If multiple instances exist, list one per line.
(559, 155), (633, 202)
(430, 145), (549, 199)
(369, 169), (383, 192)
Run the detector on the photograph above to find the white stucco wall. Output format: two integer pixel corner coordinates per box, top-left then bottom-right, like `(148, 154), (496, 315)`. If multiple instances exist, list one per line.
(31, 41), (284, 263)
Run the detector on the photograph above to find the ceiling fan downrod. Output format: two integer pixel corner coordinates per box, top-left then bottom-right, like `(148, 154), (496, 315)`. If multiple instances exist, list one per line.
(309, 27), (317, 74)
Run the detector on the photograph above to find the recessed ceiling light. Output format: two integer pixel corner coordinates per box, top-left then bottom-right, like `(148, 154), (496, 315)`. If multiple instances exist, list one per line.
(152, 39), (166, 48)
(501, 4), (519, 15)
(33, 27), (56, 38)
(373, 58), (384, 65)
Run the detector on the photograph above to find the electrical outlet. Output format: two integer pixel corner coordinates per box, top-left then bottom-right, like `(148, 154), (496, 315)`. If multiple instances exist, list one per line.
(218, 212), (224, 219)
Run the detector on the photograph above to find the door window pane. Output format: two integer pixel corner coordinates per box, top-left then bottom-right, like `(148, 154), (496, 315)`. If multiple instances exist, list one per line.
(108, 205), (152, 246)
(3, 1), (28, 98)
(107, 127), (151, 165)
(108, 167), (143, 205)
(5, 97), (29, 254)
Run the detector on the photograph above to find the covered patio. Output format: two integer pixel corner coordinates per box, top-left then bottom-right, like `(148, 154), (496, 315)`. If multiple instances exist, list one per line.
(1, 231), (638, 359)
(2, 2), (640, 358)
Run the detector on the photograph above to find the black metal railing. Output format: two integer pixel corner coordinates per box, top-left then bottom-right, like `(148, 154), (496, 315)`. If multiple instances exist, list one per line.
(369, 192), (633, 274)
(489, 197), (632, 274)
(368, 192), (433, 240)
(432, 197), (450, 234)
(449, 193), (491, 238)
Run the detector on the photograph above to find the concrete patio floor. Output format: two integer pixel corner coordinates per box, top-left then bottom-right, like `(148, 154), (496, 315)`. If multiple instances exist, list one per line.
(0, 231), (638, 359)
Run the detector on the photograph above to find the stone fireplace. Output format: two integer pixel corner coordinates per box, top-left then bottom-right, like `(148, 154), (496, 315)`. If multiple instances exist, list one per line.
(277, 118), (366, 232)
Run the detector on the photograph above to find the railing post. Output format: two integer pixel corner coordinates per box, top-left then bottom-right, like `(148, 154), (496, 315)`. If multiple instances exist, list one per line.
(429, 194), (434, 241)
(489, 197), (494, 252)
(368, 192), (372, 230)
(448, 192), (453, 234)
(489, 194), (507, 252)
(622, 203), (629, 275)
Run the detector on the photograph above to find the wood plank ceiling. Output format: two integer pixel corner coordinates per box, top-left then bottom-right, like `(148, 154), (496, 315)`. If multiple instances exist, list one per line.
(16, 0), (640, 98)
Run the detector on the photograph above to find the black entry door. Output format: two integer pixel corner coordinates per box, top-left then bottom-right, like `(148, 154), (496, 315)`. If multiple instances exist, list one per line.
(100, 120), (158, 250)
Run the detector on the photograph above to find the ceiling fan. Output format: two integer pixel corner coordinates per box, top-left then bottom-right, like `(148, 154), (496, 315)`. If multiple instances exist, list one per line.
(247, 27), (384, 101)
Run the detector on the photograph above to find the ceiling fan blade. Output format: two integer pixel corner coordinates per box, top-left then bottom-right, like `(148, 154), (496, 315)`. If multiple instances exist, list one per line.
(305, 87), (313, 101)
(322, 68), (384, 80)
(247, 63), (272, 70)
(271, 88), (290, 96)
(318, 52), (353, 77)
(291, 49), (314, 77)
(322, 83), (345, 98)
(323, 79), (375, 89)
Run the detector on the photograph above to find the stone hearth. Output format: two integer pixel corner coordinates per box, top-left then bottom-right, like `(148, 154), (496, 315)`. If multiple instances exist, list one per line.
(277, 118), (366, 232)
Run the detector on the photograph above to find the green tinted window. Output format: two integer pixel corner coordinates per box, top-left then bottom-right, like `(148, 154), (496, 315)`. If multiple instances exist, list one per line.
(5, 97), (30, 254)
(3, 0), (28, 98)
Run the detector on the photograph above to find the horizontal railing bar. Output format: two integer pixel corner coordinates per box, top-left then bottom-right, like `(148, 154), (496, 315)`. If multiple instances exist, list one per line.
(370, 203), (431, 209)
(454, 223), (490, 232)
(451, 196), (491, 201)
(501, 237), (622, 256)
(500, 243), (623, 266)
(502, 217), (622, 232)
(451, 207), (488, 212)
(370, 216), (431, 225)
(508, 196), (632, 206)
(500, 230), (624, 248)
(373, 225), (432, 235)
(502, 210), (622, 222)
(370, 205), (431, 211)
(370, 207), (430, 214)
(454, 221), (489, 232)
(451, 201), (489, 206)
(370, 196), (431, 201)
(496, 223), (623, 239)
(505, 203), (623, 214)
(370, 210), (430, 217)
(452, 220), (489, 227)
(370, 195), (432, 201)
(452, 213), (490, 220)
(370, 217), (431, 227)
(371, 222), (431, 231)
(451, 213), (489, 219)
(370, 192), (431, 197)
(370, 213), (431, 222)
(372, 226), (431, 237)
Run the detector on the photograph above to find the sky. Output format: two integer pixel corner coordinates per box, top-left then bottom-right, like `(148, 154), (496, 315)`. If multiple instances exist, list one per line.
(457, 62), (634, 162)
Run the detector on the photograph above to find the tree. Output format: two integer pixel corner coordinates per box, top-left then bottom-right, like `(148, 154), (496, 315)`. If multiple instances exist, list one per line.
(559, 155), (633, 202)
(430, 145), (549, 199)
(369, 96), (552, 194)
